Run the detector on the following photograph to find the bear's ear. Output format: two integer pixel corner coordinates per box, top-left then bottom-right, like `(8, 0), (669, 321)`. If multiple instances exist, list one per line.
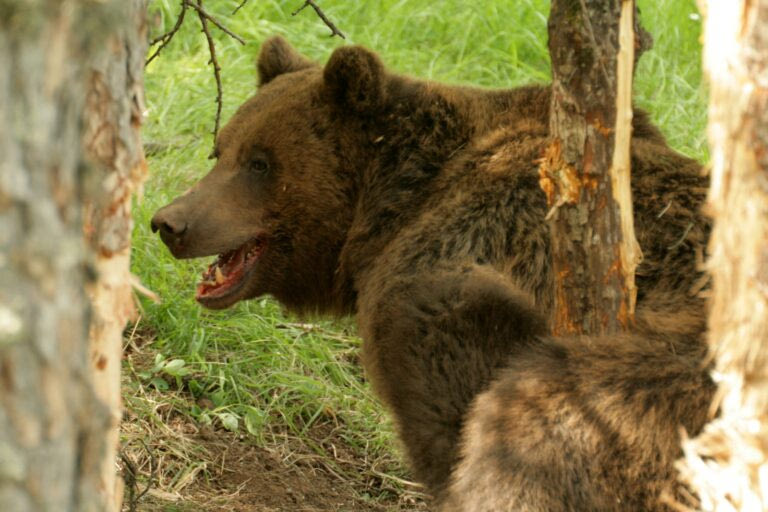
(323, 45), (385, 113)
(257, 36), (314, 86)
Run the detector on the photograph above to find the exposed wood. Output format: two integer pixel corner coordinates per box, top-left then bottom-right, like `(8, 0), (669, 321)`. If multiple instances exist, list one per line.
(612, 0), (641, 318)
(541, 0), (642, 336)
(0, 1), (145, 510)
(82, 1), (148, 509)
(676, 1), (768, 509)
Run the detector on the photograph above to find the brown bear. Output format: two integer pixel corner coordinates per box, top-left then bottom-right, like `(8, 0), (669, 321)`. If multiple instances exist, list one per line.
(151, 36), (715, 510)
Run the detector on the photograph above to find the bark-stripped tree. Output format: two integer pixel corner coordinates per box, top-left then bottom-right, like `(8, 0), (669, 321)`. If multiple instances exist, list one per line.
(0, 1), (146, 510)
(540, 0), (646, 336)
(83, 1), (148, 509)
(676, 1), (768, 509)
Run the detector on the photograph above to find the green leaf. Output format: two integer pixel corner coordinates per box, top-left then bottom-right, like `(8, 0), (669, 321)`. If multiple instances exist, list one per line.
(218, 412), (239, 432)
(188, 379), (203, 396)
(244, 407), (265, 436)
(150, 377), (169, 391)
(162, 358), (190, 377)
(152, 353), (166, 373)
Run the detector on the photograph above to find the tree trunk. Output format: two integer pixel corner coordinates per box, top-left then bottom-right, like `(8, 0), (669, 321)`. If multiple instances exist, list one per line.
(82, 1), (148, 509)
(0, 2), (146, 510)
(676, 1), (768, 510)
(540, 0), (642, 336)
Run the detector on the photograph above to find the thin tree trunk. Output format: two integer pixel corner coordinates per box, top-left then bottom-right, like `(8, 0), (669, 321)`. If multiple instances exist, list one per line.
(676, 1), (768, 509)
(82, 1), (148, 509)
(540, 0), (643, 336)
(0, 2), (146, 510)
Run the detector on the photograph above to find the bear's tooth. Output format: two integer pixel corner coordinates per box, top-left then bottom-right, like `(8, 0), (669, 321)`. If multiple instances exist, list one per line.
(215, 267), (226, 284)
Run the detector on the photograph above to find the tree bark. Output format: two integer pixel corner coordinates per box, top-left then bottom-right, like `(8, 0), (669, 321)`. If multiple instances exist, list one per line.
(540, 0), (642, 336)
(676, 1), (768, 510)
(0, 1), (146, 510)
(82, 1), (148, 509)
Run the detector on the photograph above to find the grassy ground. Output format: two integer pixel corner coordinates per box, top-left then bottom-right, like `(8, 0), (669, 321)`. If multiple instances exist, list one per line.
(125, 0), (706, 509)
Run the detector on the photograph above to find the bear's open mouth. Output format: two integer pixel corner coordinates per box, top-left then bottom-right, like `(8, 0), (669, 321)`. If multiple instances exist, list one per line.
(195, 237), (266, 304)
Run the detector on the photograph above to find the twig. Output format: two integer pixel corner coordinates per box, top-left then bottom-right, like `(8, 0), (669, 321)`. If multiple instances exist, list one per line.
(668, 222), (695, 251)
(196, 0), (224, 138)
(134, 439), (157, 503)
(120, 439), (156, 512)
(130, 273), (161, 304)
(292, 0), (346, 39)
(232, 0), (249, 15)
(184, 0), (246, 45)
(146, 0), (187, 65)
(122, 314), (143, 354)
(147, 0), (245, 141)
(121, 452), (138, 512)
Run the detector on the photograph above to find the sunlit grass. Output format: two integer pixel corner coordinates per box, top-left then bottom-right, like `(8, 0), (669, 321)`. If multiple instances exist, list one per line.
(130, 0), (706, 502)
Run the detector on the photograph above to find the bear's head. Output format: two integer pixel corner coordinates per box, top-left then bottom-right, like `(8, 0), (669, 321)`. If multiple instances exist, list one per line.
(151, 36), (386, 312)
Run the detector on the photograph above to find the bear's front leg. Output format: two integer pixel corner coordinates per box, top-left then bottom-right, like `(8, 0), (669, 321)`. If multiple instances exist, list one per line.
(356, 264), (546, 497)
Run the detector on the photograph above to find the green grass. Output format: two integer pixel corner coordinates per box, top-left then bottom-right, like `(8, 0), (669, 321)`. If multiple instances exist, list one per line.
(131, 0), (707, 500)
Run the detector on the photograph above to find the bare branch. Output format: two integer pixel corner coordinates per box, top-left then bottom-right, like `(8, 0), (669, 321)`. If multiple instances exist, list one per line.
(120, 439), (156, 512)
(120, 452), (138, 512)
(134, 439), (157, 504)
(184, 0), (246, 45)
(147, 0), (246, 141)
(146, 0), (187, 66)
(232, 0), (249, 15)
(196, 0), (224, 139)
(293, 0), (346, 39)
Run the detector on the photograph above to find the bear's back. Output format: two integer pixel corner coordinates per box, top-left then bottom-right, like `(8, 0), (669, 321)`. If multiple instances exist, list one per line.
(360, 86), (708, 315)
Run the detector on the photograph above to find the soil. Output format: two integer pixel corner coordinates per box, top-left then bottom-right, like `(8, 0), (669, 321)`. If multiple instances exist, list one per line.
(131, 430), (427, 511)
(121, 332), (429, 512)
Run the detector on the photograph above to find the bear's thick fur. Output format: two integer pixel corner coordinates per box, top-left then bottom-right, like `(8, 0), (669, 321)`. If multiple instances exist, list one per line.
(152, 37), (714, 510)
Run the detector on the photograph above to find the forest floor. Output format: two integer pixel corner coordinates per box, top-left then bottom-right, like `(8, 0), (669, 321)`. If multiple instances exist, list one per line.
(120, 329), (428, 512)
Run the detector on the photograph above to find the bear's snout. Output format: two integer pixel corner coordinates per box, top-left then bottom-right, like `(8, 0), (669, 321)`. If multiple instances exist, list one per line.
(151, 205), (190, 257)
(150, 210), (187, 236)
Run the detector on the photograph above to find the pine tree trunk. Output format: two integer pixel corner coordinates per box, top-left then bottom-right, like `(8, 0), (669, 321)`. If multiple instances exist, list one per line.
(0, 2), (146, 510)
(541, 0), (642, 336)
(677, 1), (768, 509)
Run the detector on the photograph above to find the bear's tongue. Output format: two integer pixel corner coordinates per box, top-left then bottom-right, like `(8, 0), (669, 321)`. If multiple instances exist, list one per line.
(196, 239), (264, 300)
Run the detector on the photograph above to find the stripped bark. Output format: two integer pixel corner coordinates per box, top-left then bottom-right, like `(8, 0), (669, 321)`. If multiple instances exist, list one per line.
(541, 0), (643, 336)
(0, 1), (145, 510)
(82, 1), (148, 509)
(676, 1), (768, 509)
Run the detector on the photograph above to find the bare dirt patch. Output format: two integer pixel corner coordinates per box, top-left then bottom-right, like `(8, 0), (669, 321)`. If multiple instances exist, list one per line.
(120, 333), (428, 512)
(127, 430), (425, 511)
(161, 433), (423, 511)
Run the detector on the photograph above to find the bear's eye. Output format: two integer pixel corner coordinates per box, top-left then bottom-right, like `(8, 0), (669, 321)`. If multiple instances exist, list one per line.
(250, 157), (270, 175)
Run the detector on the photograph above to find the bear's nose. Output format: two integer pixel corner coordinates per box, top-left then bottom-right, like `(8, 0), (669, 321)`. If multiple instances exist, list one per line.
(150, 210), (188, 237)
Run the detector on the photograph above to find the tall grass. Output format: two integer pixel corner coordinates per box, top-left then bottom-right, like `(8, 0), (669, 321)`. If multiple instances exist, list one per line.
(132, 0), (706, 494)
